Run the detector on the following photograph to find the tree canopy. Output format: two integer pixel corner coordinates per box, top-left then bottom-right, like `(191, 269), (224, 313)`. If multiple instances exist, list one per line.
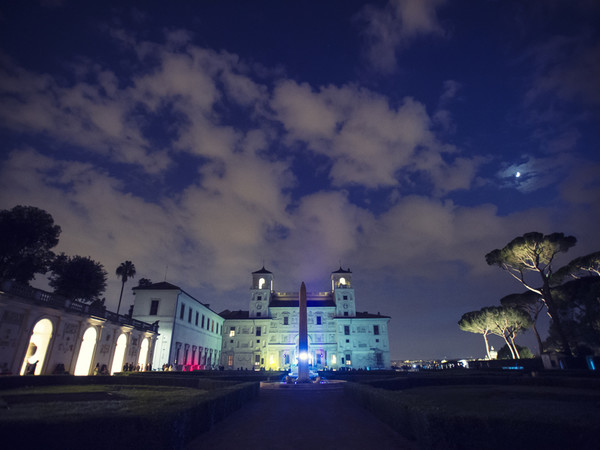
(500, 291), (544, 354)
(459, 306), (532, 359)
(486, 232), (577, 356)
(137, 278), (152, 287)
(0, 205), (61, 283)
(486, 306), (532, 359)
(49, 254), (107, 303)
(553, 251), (600, 282)
(459, 310), (493, 359)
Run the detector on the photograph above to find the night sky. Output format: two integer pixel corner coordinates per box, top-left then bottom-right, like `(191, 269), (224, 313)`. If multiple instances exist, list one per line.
(1, 0), (599, 361)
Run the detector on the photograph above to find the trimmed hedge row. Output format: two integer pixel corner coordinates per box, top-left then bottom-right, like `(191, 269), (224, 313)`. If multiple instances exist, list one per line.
(358, 373), (600, 391)
(0, 378), (259, 449)
(0, 373), (237, 390)
(344, 382), (599, 449)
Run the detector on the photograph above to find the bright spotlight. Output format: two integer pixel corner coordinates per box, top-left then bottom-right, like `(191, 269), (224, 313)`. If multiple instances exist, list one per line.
(299, 352), (308, 361)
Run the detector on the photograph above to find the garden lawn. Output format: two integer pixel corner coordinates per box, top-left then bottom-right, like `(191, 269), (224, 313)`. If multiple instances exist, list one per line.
(398, 384), (600, 428)
(347, 382), (600, 449)
(0, 384), (207, 423)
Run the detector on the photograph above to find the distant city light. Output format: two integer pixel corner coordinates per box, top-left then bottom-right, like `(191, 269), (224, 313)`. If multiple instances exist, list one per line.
(515, 172), (521, 178)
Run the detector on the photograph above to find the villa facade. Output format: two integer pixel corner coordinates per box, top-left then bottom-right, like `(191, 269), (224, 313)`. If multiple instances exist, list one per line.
(220, 267), (391, 371)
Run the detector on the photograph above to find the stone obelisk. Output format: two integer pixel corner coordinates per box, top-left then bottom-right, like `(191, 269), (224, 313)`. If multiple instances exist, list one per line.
(297, 282), (310, 382)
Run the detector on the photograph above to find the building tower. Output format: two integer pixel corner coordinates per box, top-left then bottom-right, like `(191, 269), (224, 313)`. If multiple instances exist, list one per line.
(332, 267), (355, 317)
(250, 266), (273, 318)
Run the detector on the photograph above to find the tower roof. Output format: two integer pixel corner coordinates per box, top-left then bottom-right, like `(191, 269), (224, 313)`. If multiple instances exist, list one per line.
(332, 266), (352, 274)
(252, 266), (273, 274)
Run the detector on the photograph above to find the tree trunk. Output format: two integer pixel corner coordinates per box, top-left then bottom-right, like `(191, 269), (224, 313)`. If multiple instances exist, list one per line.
(541, 280), (573, 356)
(531, 322), (544, 355)
(117, 280), (125, 315)
(483, 332), (491, 359)
(502, 333), (516, 359)
(508, 334), (520, 359)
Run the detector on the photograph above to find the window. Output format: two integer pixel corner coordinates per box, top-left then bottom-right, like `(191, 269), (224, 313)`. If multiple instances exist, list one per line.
(255, 354), (260, 364)
(373, 325), (380, 335)
(211, 321), (214, 332)
(229, 327), (236, 337)
(344, 312), (349, 316)
(344, 325), (350, 335)
(256, 312), (261, 317)
(256, 339), (260, 343)
(228, 355), (233, 366)
(149, 300), (159, 315)
(180, 304), (185, 320)
(376, 353), (383, 366)
(188, 309), (192, 323)
(283, 316), (289, 325)
(343, 295), (348, 300)
(201, 315), (205, 328)
(316, 316), (322, 325)
(216, 324), (219, 334)
(195, 312), (199, 326)
(257, 295), (262, 300)
(345, 354), (351, 365)
(346, 339), (349, 343)
(256, 326), (262, 337)
(376, 339), (380, 343)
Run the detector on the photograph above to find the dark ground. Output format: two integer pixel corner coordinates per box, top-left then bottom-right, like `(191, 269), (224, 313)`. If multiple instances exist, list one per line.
(185, 381), (417, 450)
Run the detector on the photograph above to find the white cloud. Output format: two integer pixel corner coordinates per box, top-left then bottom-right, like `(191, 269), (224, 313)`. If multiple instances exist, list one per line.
(271, 80), (475, 192)
(356, 0), (447, 74)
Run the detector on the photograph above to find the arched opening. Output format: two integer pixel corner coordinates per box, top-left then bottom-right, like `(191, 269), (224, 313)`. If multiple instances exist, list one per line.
(339, 277), (346, 286)
(138, 337), (149, 370)
(20, 318), (53, 376)
(258, 277), (265, 289)
(110, 334), (127, 375)
(74, 327), (97, 376)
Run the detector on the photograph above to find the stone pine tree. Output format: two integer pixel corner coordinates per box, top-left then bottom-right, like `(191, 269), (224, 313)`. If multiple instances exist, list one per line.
(116, 260), (136, 315)
(553, 251), (600, 281)
(459, 309), (494, 359)
(486, 232), (577, 356)
(49, 254), (107, 302)
(500, 291), (544, 354)
(487, 306), (532, 359)
(0, 205), (61, 283)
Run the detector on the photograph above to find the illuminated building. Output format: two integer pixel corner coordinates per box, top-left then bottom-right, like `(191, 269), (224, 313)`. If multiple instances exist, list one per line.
(132, 282), (224, 370)
(219, 267), (391, 371)
(0, 280), (158, 376)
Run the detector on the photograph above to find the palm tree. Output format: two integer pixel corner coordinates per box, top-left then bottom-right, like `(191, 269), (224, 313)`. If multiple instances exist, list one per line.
(116, 261), (136, 315)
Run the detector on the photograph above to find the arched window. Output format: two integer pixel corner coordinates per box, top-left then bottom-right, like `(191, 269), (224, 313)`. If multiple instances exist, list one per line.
(258, 277), (265, 289)
(138, 338), (149, 370)
(20, 318), (53, 376)
(111, 334), (127, 375)
(74, 327), (97, 376)
(339, 277), (346, 286)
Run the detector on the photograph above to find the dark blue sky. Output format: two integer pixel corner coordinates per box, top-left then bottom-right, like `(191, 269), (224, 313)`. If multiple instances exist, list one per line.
(1, 0), (599, 360)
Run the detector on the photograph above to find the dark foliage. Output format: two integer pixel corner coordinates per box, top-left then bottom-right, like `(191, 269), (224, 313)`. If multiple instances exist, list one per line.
(0, 205), (61, 283)
(49, 253), (107, 303)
